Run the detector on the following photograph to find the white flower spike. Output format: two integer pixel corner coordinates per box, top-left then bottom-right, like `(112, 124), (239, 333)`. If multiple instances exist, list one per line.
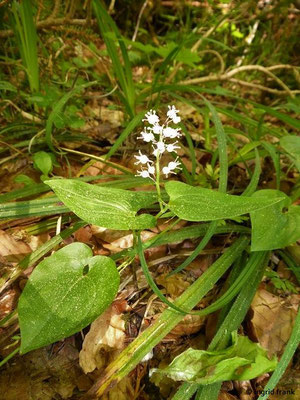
(134, 150), (152, 165)
(136, 105), (182, 180)
(167, 105), (181, 124)
(143, 109), (159, 125)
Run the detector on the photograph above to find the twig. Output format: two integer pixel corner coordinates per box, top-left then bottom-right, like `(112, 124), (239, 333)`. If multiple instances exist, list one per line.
(229, 78), (300, 96)
(1, 100), (43, 123)
(132, 0), (149, 43)
(182, 64), (299, 97)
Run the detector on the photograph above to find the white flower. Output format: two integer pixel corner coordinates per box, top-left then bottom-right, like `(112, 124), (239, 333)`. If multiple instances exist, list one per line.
(152, 141), (165, 157)
(168, 159), (181, 171)
(134, 150), (152, 165)
(147, 164), (155, 175)
(162, 159), (181, 178)
(162, 166), (171, 177)
(136, 169), (151, 178)
(136, 163), (155, 179)
(166, 142), (180, 153)
(167, 105), (181, 124)
(162, 126), (181, 139)
(152, 124), (163, 134)
(143, 109), (159, 125)
(138, 129), (155, 143)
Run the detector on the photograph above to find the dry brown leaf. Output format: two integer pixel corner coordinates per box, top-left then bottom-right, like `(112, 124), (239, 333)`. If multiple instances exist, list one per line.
(102, 375), (135, 400)
(0, 288), (20, 320)
(169, 314), (205, 337)
(79, 302), (126, 374)
(218, 392), (239, 400)
(0, 340), (81, 400)
(0, 230), (32, 262)
(103, 230), (156, 252)
(248, 288), (300, 356)
(234, 380), (255, 400)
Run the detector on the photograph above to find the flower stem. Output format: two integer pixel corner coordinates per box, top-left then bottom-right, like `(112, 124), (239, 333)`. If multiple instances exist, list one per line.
(155, 153), (164, 211)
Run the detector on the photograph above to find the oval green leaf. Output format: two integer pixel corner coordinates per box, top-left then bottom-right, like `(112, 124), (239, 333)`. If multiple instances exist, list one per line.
(165, 181), (284, 221)
(250, 190), (300, 251)
(18, 242), (120, 354)
(33, 151), (53, 176)
(45, 179), (157, 230)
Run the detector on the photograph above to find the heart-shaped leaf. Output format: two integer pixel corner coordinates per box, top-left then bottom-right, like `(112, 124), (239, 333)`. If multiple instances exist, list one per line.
(165, 181), (284, 221)
(250, 190), (300, 251)
(18, 242), (120, 354)
(45, 179), (157, 230)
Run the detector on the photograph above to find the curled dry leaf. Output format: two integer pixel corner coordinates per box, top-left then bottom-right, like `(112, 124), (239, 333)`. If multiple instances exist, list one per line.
(248, 288), (300, 356)
(169, 313), (206, 337)
(79, 302), (126, 374)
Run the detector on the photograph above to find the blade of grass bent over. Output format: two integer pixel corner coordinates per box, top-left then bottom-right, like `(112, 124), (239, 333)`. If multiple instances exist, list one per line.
(84, 236), (248, 399)
(173, 251), (270, 400)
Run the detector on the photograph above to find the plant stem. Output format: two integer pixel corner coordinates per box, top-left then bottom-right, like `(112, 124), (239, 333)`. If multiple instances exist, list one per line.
(155, 152), (164, 211)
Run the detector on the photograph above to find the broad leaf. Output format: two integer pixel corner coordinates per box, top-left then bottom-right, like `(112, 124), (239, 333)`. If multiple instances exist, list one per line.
(151, 331), (277, 384)
(45, 179), (157, 230)
(165, 181), (283, 221)
(33, 151), (53, 176)
(250, 190), (300, 251)
(280, 135), (300, 172)
(18, 242), (120, 354)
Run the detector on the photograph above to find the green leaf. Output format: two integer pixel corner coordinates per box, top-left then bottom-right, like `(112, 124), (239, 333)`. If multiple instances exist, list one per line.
(151, 331), (277, 384)
(0, 80), (17, 92)
(165, 181), (283, 221)
(45, 179), (157, 230)
(280, 135), (300, 172)
(14, 174), (36, 186)
(33, 151), (53, 176)
(250, 190), (300, 251)
(18, 242), (119, 354)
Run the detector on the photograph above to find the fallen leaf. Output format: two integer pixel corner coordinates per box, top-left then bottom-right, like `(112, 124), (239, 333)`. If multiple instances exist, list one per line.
(0, 230), (31, 262)
(248, 288), (300, 356)
(218, 392), (239, 400)
(79, 302), (126, 373)
(0, 340), (81, 400)
(169, 313), (206, 337)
